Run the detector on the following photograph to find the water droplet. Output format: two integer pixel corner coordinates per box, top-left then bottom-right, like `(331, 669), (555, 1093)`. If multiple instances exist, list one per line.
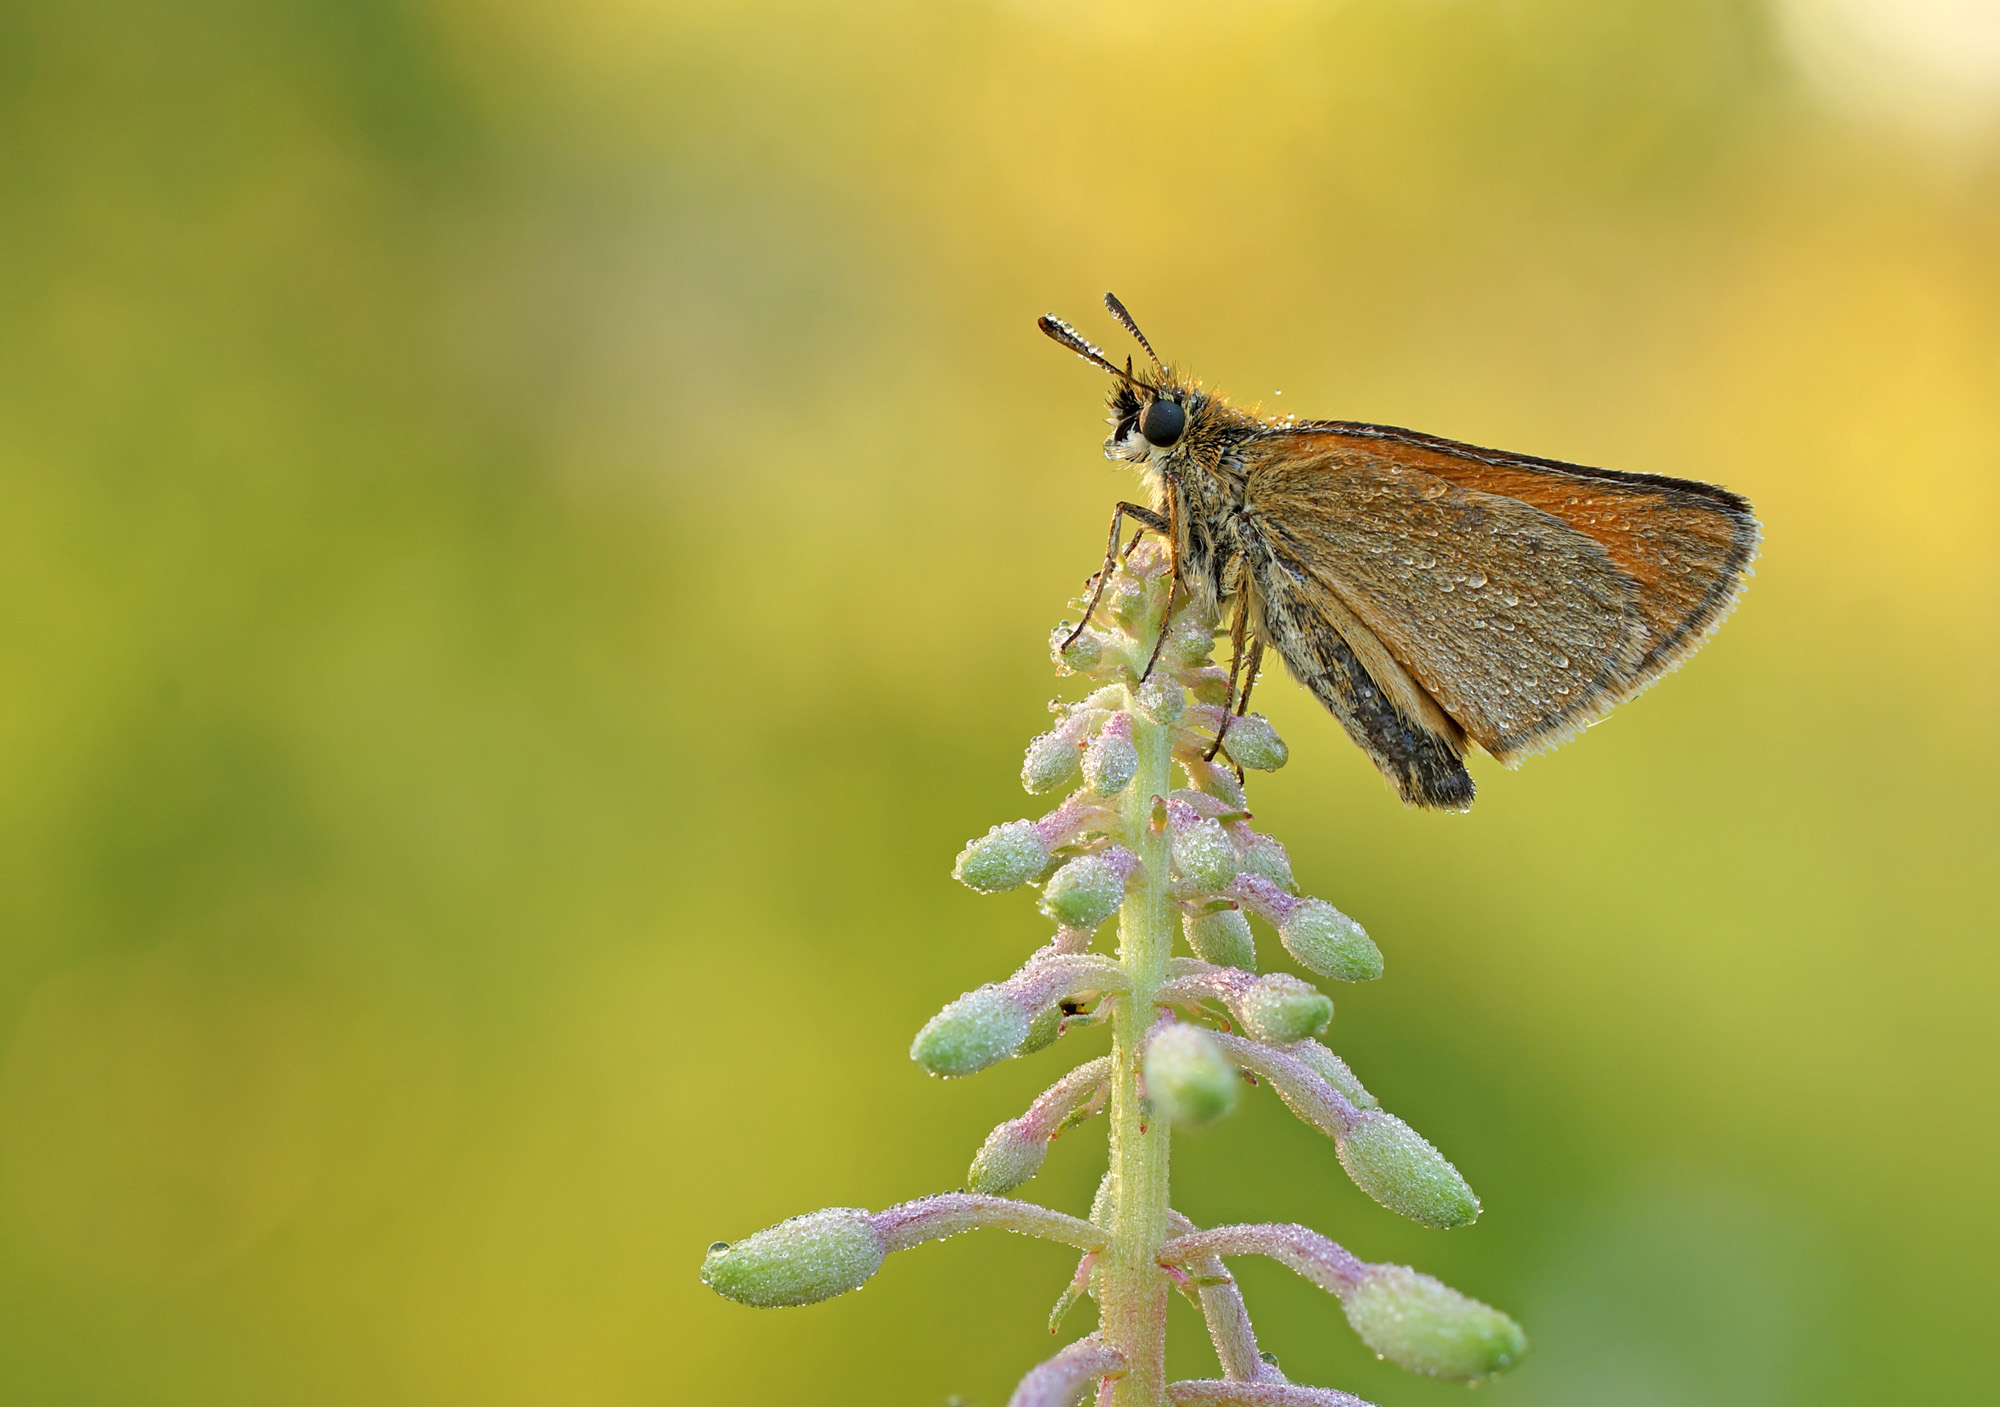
(1465, 572), (1487, 589)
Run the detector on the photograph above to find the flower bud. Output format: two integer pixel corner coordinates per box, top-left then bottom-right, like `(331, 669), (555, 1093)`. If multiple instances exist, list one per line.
(1342, 1264), (1526, 1380)
(1287, 1040), (1377, 1110)
(1040, 854), (1126, 930)
(1239, 974), (1333, 1044)
(1134, 675), (1184, 725)
(1163, 618), (1215, 669)
(1235, 834), (1296, 893)
(911, 987), (1031, 1077)
(1016, 1002), (1064, 1056)
(1179, 753), (1247, 809)
(700, 1208), (887, 1308)
(1184, 666), (1232, 706)
(1021, 732), (1082, 794)
(1051, 623), (1106, 674)
(1144, 1024), (1238, 1128)
(1279, 899), (1383, 983)
(1082, 721), (1139, 797)
(1183, 905), (1256, 970)
(967, 1122), (1049, 1195)
(1171, 817), (1238, 893)
(1219, 713), (1289, 771)
(1108, 575), (1154, 630)
(954, 820), (1049, 893)
(1335, 1110), (1480, 1229)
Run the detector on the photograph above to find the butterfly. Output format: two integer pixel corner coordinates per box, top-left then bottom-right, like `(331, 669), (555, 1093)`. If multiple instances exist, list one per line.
(1040, 294), (1760, 810)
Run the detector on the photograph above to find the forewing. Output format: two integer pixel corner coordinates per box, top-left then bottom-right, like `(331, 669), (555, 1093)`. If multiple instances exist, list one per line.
(1292, 422), (1760, 680)
(1243, 435), (1650, 761)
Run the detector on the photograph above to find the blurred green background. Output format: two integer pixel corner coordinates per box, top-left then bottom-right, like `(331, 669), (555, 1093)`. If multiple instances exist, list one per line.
(2, 0), (1997, 1403)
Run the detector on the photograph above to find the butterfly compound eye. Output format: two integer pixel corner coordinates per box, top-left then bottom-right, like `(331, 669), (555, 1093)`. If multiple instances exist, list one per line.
(1140, 399), (1186, 448)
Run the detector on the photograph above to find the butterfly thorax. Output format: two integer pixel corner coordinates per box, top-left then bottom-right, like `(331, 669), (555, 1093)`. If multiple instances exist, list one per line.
(1104, 377), (1263, 618)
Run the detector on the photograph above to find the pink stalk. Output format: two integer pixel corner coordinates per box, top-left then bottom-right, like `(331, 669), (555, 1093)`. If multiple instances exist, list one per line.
(1165, 1209), (1277, 1384)
(1168, 1384), (1376, 1406)
(1157, 1224), (1367, 1299)
(870, 1194), (1107, 1255)
(1006, 1335), (1128, 1407)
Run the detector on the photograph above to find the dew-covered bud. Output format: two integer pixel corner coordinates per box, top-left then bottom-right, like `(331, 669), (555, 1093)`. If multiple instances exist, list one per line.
(955, 820), (1049, 893)
(1238, 974), (1333, 1044)
(1287, 1040), (1377, 1110)
(1022, 731), (1083, 794)
(1183, 905), (1256, 970)
(1342, 1264), (1526, 1380)
(911, 986), (1032, 1077)
(1082, 714), (1139, 796)
(1134, 674), (1184, 725)
(1280, 899), (1383, 983)
(1172, 817), (1239, 893)
(967, 1122), (1049, 1195)
(1109, 576), (1151, 629)
(1017, 1002), (1064, 1056)
(1041, 854), (1128, 929)
(1145, 1023), (1238, 1128)
(1184, 666), (1232, 707)
(1235, 834), (1296, 893)
(1219, 713), (1289, 771)
(700, 1208), (887, 1308)
(1335, 1110), (1480, 1229)
(1179, 753), (1247, 809)
(1162, 617), (1215, 669)
(1051, 623), (1106, 674)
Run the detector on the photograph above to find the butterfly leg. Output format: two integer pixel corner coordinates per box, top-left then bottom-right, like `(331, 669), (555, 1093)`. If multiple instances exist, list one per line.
(1061, 501), (1171, 653)
(1204, 589), (1254, 761)
(1234, 638), (1266, 714)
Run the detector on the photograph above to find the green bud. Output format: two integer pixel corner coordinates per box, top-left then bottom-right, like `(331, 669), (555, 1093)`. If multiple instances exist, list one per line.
(1171, 818), (1238, 892)
(1082, 732), (1139, 796)
(1163, 618), (1215, 668)
(1021, 733), (1082, 794)
(1186, 667), (1232, 706)
(1040, 855), (1125, 929)
(1183, 906), (1256, 970)
(1183, 756), (1247, 809)
(1236, 835), (1296, 893)
(1240, 975), (1333, 1044)
(1219, 713), (1289, 771)
(1144, 1024), (1238, 1128)
(967, 1123), (1048, 1195)
(1134, 676), (1184, 725)
(1342, 1264), (1526, 1380)
(1052, 624), (1105, 674)
(1288, 1041), (1377, 1109)
(700, 1208), (886, 1308)
(954, 821), (1049, 893)
(911, 987), (1030, 1077)
(1017, 1002), (1063, 1056)
(1335, 1111), (1480, 1229)
(1280, 899), (1383, 982)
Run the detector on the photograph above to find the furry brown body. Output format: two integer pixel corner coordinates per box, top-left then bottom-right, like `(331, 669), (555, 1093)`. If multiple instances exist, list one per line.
(1044, 300), (1761, 810)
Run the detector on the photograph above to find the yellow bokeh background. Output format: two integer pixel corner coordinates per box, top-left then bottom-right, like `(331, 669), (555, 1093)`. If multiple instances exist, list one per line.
(1, 1), (1996, 1403)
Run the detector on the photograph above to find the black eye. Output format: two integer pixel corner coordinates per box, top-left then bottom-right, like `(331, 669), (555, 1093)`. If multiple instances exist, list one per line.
(1140, 399), (1186, 447)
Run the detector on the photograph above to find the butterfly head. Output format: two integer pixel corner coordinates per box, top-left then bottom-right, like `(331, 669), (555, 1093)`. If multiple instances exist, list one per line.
(1038, 294), (1205, 466)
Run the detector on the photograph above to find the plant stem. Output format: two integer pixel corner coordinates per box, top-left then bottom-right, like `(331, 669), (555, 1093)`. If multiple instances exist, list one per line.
(1100, 604), (1178, 1407)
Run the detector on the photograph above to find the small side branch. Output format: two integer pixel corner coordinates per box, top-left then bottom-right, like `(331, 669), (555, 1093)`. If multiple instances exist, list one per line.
(1169, 1383), (1375, 1407)
(873, 1193), (1109, 1255)
(1158, 1223), (1366, 1299)
(1009, 1334), (1128, 1407)
(1166, 1209), (1277, 1384)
